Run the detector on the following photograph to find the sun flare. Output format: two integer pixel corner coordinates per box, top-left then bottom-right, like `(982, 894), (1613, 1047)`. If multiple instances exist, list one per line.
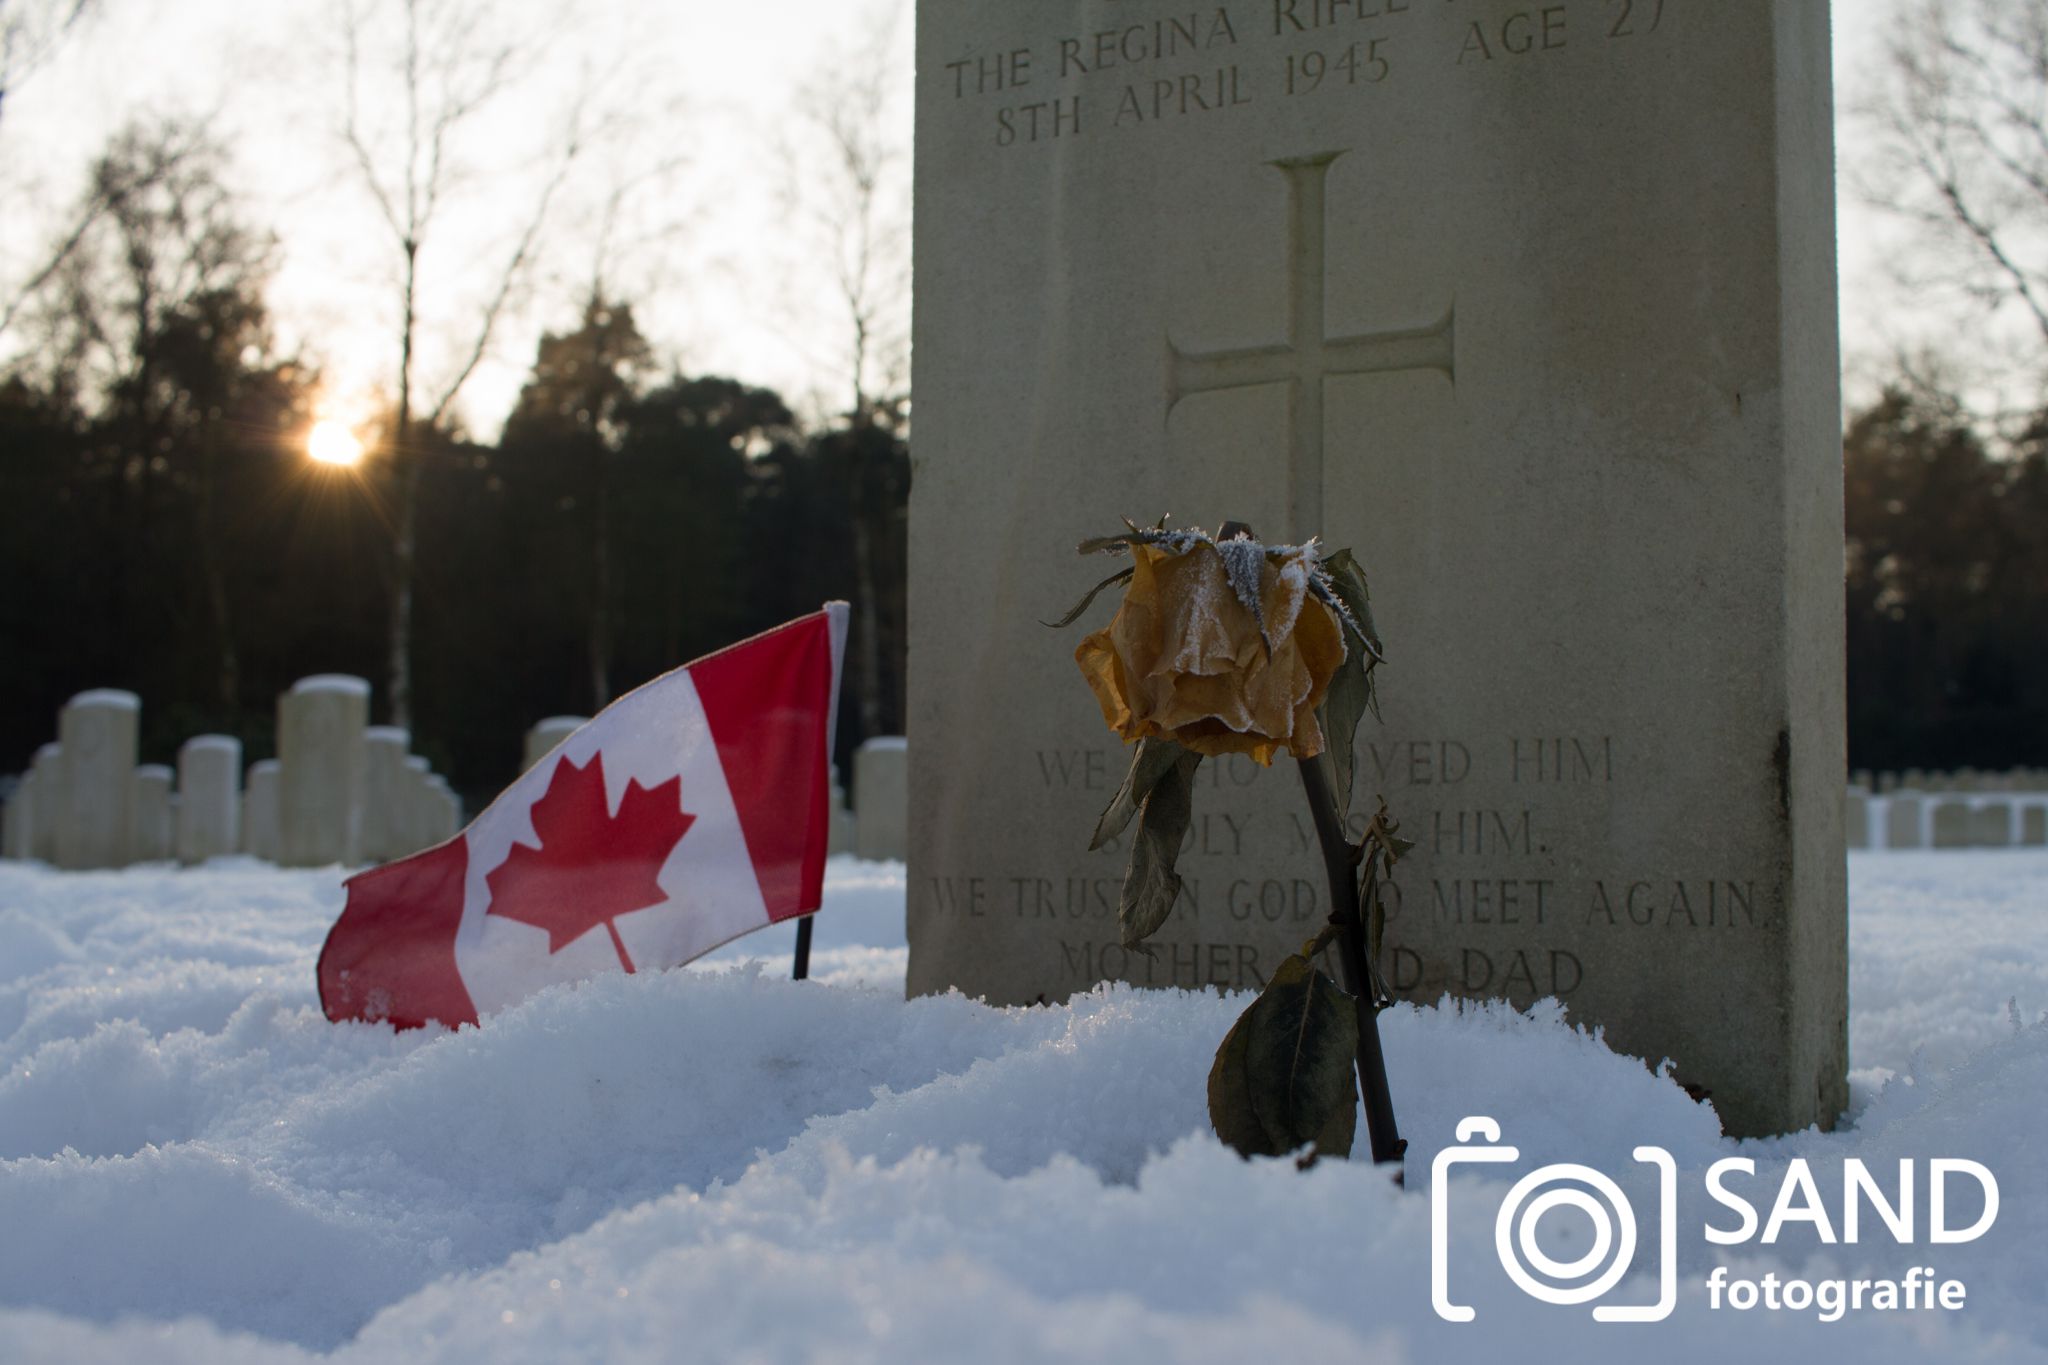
(306, 420), (365, 468)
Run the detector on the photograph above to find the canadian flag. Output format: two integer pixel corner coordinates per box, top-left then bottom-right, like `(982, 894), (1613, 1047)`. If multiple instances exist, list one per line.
(318, 604), (849, 1029)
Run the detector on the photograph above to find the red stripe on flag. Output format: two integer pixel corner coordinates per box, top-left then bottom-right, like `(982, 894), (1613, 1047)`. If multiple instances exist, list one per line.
(317, 837), (479, 1029)
(693, 612), (834, 922)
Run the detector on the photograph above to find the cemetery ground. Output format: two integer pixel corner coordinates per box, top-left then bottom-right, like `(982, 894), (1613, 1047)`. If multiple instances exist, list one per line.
(0, 852), (2040, 1361)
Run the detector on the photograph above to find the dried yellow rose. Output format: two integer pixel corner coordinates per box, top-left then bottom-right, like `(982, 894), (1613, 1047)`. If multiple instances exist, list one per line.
(1075, 536), (1345, 764)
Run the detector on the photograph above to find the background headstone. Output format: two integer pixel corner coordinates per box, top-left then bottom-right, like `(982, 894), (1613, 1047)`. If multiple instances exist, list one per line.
(398, 755), (434, 856)
(1843, 789), (1870, 851)
(423, 774), (461, 845)
(1969, 801), (2014, 848)
(1932, 801), (1973, 849)
(1885, 794), (1925, 850)
(828, 768), (856, 857)
(243, 760), (281, 863)
(176, 736), (242, 865)
(523, 716), (588, 773)
(361, 727), (411, 865)
(854, 737), (908, 862)
(908, 1), (1845, 1135)
(1, 774), (30, 860)
(277, 675), (370, 867)
(56, 690), (140, 870)
(2025, 806), (2048, 846)
(29, 744), (62, 864)
(128, 765), (175, 863)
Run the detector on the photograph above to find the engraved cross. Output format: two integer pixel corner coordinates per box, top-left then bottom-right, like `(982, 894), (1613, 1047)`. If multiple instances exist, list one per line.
(1167, 150), (1456, 539)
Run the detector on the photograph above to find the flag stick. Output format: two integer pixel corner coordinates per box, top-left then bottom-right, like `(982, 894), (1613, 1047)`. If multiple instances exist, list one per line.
(793, 916), (814, 980)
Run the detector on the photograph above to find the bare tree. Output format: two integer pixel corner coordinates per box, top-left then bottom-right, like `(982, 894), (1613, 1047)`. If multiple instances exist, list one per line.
(786, 2), (911, 418)
(782, 1), (911, 740)
(0, 0), (94, 128)
(1858, 0), (2048, 419)
(334, 0), (604, 729)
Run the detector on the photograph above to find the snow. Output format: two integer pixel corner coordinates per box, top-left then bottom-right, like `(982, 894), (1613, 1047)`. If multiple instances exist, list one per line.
(183, 737), (242, 754)
(364, 728), (411, 745)
(0, 851), (2041, 1361)
(290, 677), (374, 698)
(66, 689), (141, 711)
(859, 736), (908, 752)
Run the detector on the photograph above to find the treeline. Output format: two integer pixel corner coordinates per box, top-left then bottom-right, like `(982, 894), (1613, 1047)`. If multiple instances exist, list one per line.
(0, 294), (907, 800)
(1845, 389), (2048, 773)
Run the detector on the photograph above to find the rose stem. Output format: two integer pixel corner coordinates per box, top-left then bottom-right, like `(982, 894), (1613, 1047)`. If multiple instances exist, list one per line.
(1296, 755), (1406, 1168)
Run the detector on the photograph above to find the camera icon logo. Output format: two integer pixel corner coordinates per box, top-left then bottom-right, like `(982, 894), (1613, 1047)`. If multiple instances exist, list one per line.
(1431, 1116), (1677, 1323)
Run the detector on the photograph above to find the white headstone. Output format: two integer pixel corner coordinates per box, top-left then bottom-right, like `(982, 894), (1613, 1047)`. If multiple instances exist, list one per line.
(29, 744), (62, 863)
(1968, 801), (2013, 848)
(56, 690), (140, 869)
(1843, 790), (1869, 852)
(361, 726), (411, 864)
(423, 774), (461, 845)
(523, 716), (589, 773)
(1931, 801), (1973, 848)
(277, 675), (371, 867)
(396, 755), (434, 856)
(854, 737), (909, 862)
(176, 735), (242, 865)
(910, 1), (1846, 1135)
(1, 774), (31, 860)
(128, 765), (175, 863)
(828, 768), (856, 857)
(243, 760), (281, 862)
(1884, 794), (1925, 850)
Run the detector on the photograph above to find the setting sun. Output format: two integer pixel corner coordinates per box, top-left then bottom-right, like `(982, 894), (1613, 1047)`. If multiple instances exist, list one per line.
(306, 420), (365, 468)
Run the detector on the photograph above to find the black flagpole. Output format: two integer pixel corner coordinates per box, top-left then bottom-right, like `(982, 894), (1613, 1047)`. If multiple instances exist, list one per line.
(793, 916), (814, 980)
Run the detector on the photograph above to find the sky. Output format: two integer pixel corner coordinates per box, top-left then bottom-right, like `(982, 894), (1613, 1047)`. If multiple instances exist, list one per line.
(0, 2), (1945, 440)
(0, 0), (913, 434)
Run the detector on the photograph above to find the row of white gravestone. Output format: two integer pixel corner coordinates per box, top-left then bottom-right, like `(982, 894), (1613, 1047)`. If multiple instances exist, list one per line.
(0, 682), (462, 869)
(1854, 767), (2048, 795)
(1846, 781), (2048, 851)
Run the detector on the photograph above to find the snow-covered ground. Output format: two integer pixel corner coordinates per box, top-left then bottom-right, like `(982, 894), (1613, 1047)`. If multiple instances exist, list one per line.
(0, 851), (2042, 1362)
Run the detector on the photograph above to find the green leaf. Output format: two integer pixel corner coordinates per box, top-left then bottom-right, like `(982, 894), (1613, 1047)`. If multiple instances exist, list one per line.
(1206, 1005), (1264, 1157)
(1318, 646), (1369, 828)
(1207, 954), (1360, 1161)
(1116, 746), (1203, 948)
(1091, 738), (1191, 851)
(1042, 565), (1134, 629)
(1319, 548), (1386, 663)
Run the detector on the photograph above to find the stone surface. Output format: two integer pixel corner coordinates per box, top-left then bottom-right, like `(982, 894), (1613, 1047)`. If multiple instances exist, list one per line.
(1969, 802), (2014, 848)
(56, 691), (140, 870)
(1884, 795), (1924, 850)
(828, 769), (856, 857)
(1, 774), (30, 860)
(854, 738), (909, 862)
(1932, 801), (1974, 849)
(908, 1), (1845, 1134)
(29, 744), (62, 863)
(423, 774), (461, 845)
(277, 675), (370, 867)
(128, 765), (175, 863)
(243, 760), (281, 862)
(176, 736), (242, 865)
(361, 727), (411, 864)
(523, 716), (588, 773)
(1843, 790), (1869, 851)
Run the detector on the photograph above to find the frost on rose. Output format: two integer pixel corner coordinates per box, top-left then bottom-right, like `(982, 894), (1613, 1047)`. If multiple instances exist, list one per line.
(1071, 527), (1351, 766)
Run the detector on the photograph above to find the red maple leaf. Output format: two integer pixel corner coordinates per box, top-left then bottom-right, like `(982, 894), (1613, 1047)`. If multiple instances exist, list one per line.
(485, 752), (695, 973)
